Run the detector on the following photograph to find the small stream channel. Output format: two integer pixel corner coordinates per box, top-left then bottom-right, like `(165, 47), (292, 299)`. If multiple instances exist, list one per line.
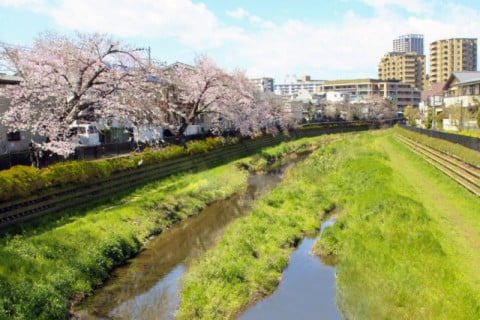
(74, 168), (342, 320)
(74, 172), (283, 319)
(237, 217), (342, 320)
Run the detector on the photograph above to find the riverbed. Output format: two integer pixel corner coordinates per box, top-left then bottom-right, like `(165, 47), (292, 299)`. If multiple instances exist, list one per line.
(73, 172), (282, 319)
(74, 171), (342, 320)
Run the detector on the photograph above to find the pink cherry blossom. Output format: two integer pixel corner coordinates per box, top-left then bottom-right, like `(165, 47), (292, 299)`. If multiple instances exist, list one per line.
(0, 32), (163, 156)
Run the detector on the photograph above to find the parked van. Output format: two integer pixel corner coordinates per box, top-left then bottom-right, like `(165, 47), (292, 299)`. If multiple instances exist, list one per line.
(68, 123), (101, 146)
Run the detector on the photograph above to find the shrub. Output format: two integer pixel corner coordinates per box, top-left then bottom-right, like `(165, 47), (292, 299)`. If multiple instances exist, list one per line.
(0, 166), (44, 201)
(186, 137), (222, 155)
(0, 138), (225, 202)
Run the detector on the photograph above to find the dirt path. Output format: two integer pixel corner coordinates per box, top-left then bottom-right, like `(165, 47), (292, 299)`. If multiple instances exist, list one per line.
(378, 133), (480, 291)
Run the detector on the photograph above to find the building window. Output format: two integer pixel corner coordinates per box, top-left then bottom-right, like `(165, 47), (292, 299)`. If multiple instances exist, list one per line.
(7, 131), (21, 141)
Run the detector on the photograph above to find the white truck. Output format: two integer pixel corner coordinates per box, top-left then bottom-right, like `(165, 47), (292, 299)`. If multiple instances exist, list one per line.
(68, 123), (101, 146)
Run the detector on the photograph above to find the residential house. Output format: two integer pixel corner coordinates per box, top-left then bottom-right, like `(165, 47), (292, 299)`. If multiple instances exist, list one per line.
(443, 71), (480, 107)
(0, 74), (29, 153)
(442, 71), (480, 130)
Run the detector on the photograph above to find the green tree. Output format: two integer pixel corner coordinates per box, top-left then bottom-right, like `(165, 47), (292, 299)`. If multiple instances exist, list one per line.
(436, 111), (446, 129)
(403, 105), (419, 126)
(425, 110), (433, 129)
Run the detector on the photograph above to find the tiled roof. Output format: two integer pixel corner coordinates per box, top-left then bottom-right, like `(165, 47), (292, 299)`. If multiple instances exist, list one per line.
(443, 71), (480, 90)
(452, 71), (480, 84)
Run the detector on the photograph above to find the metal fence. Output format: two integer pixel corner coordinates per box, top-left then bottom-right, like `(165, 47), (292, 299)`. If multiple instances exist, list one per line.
(0, 121), (387, 170)
(0, 135), (221, 170)
(0, 150), (31, 170)
(399, 125), (480, 152)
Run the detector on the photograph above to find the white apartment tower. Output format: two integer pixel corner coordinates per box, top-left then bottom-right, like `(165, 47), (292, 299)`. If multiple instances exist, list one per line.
(393, 34), (424, 55)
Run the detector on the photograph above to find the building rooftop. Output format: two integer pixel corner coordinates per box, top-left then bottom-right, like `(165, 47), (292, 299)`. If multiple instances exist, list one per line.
(443, 71), (480, 90)
(0, 74), (22, 84)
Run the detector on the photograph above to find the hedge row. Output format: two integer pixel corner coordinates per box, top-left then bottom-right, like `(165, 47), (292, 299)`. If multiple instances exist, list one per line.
(0, 137), (229, 202)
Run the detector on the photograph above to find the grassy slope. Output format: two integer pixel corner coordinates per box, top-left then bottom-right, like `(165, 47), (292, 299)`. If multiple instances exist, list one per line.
(0, 135), (326, 320)
(314, 130), (480, 319)
(384, 132), (480, 290)
(175, 137), (336, 319)
(0, 164), (248, 320)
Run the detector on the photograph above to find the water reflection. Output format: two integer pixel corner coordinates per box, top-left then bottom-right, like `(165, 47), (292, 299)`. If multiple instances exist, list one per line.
(74, 173), (282, 320)
(237, 217), (342, 320)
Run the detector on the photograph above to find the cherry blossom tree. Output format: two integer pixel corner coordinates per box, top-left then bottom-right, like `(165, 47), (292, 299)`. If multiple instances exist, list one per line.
(223, 68), (297, 136)
(366, 94), (397, 120)
(216, 69), (271, 136)
(164, 55), (231, 135)
(168, 55), (287, 137)
(0, 32), (161, 156)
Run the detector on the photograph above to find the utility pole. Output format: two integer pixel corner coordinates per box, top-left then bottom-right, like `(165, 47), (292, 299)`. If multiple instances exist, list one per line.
(431, 104), (435, 130)
(133, 46), (151, 66)
(460, 100), (464, 132)
(146, 46), (151, 66)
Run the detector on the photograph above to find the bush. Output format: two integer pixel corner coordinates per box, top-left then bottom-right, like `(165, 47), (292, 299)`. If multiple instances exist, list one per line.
(0, 166), (44, 201)
(0, 138), (226, 202)
(186, 137), (222, 155)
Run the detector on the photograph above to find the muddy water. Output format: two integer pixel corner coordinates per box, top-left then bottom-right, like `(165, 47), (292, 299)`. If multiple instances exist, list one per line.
(74, 172), (282, 320)
(237, 217), (342, 320)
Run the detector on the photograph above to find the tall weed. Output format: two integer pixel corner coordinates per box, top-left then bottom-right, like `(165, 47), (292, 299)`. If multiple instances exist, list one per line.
(313, 131), (480, 319)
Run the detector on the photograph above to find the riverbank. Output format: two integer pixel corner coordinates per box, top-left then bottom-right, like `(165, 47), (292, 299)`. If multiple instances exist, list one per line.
(175, 136), (338, 319)
(0, 136), (326, 319)
(0, 164), (248, 319)
(175, 129), (480, 319)
(313, 130), (480, 319)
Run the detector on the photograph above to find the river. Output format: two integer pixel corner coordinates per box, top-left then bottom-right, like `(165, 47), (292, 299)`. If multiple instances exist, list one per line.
(74, 171), (341, 319)
(237, 217), (342, 319)
(73, 172), (282, 319)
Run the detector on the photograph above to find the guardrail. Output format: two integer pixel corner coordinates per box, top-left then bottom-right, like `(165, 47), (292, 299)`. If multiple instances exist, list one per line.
(398, 125), (480, 152)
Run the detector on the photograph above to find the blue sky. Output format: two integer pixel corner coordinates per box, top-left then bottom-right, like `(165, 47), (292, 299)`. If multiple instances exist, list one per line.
(1, 0), (480, 83)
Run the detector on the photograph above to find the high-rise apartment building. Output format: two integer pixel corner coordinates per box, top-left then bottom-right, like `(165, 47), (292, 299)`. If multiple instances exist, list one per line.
(322, 78), (421, 109)
(378, 51), (426, 90)
(393, 34), (424, 55)
(429, 38), (477, 84)
(250, 77), (274, 92)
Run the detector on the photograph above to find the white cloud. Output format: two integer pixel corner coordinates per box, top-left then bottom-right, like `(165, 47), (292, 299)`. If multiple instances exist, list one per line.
(262, 21), (275, 29)
(226, 7), (249, 19)
(345, 10), (356, 19)
(360, 0), (435, 14)
(1, 0), (479, 81)
(6, 0), (246, 49)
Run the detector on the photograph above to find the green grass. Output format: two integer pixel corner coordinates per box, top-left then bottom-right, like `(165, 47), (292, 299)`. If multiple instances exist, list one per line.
(0, 135), (328, 320)
(313, 130), (480, 319)
(0, 137), (228, 202)
(236, 136), (330, 172)
(0, 164), (248, 320)
(174, 130), (480, 319)
(175, 137), (337, 319)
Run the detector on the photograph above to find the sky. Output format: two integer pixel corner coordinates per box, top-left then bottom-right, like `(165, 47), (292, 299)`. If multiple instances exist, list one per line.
(1, 0), (480, 83)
